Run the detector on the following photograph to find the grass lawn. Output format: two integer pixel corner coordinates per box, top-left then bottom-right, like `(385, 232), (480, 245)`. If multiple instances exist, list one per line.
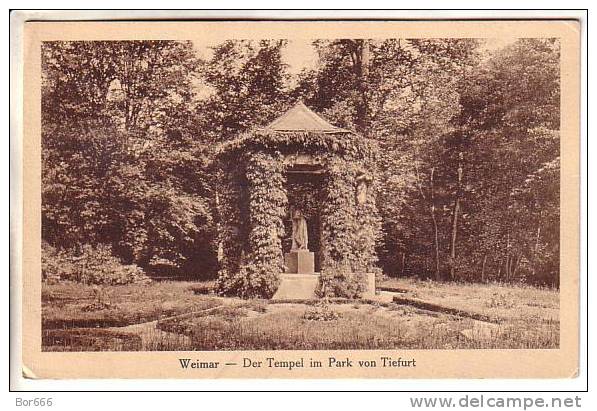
(378, 277), (559, 322)
(42, 281), (221, 329)
(42, 278), (559, 351)
(156, 302), (558, 351)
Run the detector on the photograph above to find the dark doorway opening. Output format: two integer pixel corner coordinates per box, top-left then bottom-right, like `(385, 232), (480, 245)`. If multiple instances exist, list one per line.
(284, 168), (324, 272)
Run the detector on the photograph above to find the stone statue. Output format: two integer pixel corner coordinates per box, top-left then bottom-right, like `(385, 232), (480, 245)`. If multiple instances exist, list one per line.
(291, 209), (308, 250)
(356, 180), (368, 205)
(356, 174), (372, 205)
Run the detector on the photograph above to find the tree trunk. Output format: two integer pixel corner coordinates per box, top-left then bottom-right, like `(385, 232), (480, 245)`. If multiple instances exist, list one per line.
(430, 167), (441, 281)
(481, 254), (487, 282)
(449, 152), (464, 280)
(532, 225), (541, 278)
(214, 189), (224, 264)
(512, 255), (520, 279)
(504, 232), (511, 282)
(401, 252), (406, 276)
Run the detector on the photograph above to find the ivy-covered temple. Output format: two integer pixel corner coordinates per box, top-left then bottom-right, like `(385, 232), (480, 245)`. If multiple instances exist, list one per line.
(215, 102), (381, 299)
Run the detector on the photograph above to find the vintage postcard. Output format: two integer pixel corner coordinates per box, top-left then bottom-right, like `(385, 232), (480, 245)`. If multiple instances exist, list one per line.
(14, 17), (580, 379)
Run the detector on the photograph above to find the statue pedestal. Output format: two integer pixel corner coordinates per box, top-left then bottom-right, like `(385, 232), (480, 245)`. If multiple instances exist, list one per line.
(272, 273), (319, 300)
(284, 249), (314, 274)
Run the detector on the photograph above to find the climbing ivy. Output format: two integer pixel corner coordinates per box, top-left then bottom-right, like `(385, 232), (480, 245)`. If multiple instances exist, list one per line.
(218, 130), (377, 164)
(354, 172), (382, 272)
(217, 151), (287, 298)
(215, 164), (248, 294)
(319, 158), (381, 298)
(216, 128), (380, 299)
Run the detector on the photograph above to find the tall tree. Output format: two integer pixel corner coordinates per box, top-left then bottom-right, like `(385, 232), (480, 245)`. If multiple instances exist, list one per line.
(197, 40), (290, 142)
(42, 40), (217, 275)
(457, 38), (560, 285)
(294, 38), (480, 279)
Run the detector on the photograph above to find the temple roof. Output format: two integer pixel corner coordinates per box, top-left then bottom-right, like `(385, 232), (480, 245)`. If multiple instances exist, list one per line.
(264, 101), (347, 133)
(216, 101), (376, 160)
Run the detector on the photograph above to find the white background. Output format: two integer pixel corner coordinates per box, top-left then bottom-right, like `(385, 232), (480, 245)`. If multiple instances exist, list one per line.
(4, 4), (591, 409)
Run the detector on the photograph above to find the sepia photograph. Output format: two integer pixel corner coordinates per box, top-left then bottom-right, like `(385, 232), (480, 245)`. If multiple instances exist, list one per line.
(39, 35), (561, 352)
(15, 17), (581, 379)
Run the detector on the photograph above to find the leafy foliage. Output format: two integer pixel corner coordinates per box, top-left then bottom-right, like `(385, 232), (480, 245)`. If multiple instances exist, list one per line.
(42, 40), (218, 281)
(295, 38), (560, 286)
(42, 37), (561, 291)
(42, 242), (148, 285)
(217, 152), (287, 298)
(197, 40), (291, 142)
(217, 135), (381, 298)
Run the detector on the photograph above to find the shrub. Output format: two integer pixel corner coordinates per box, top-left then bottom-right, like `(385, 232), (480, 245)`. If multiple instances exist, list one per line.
(303, 302), (341, 321)
(217, 262), (281, 299)
(42, 242), (149, 285)
(319, 262), (367, 298)
(188, 283), (215, 295)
